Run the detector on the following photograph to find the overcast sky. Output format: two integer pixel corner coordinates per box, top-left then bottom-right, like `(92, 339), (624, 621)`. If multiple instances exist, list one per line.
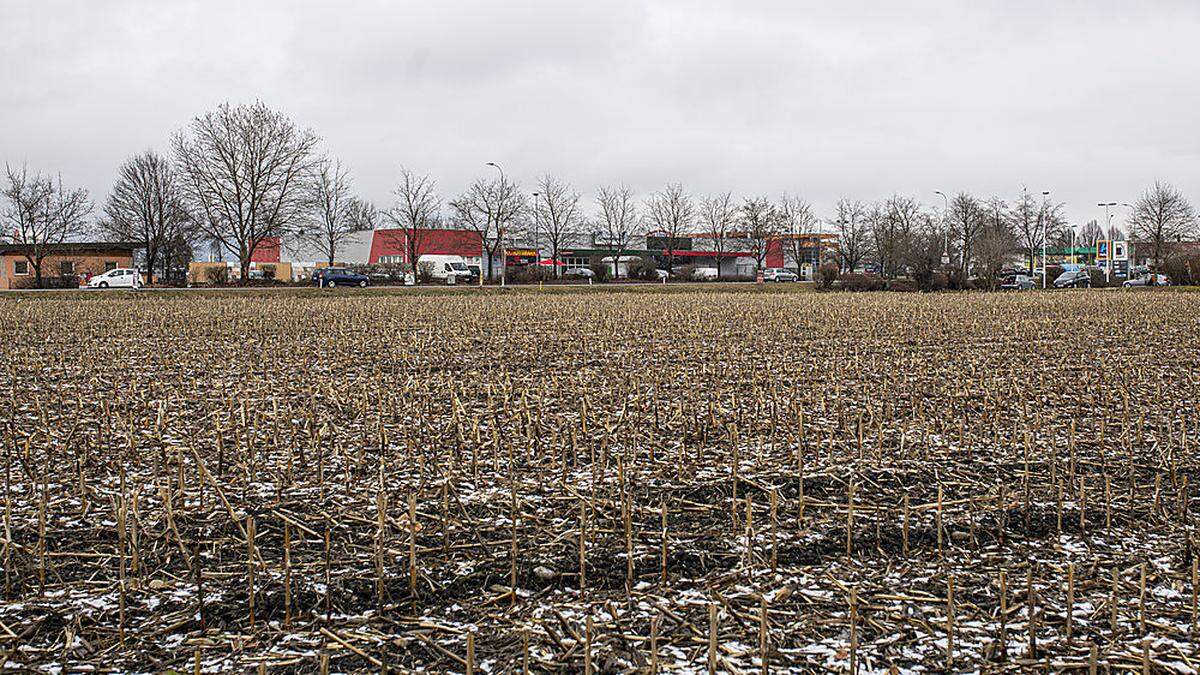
(3, 0), (1199, 228)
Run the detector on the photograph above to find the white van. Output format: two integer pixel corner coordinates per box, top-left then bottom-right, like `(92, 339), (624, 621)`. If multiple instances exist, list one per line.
(417, 255), (473, 282)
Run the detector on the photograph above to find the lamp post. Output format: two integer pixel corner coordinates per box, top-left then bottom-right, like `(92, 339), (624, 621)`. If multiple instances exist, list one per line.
(486, 162), (506, 286)
(935, 191), (950, 266)
(1040, 190), (1051, 288)
(1098, 202), (1117, 281)
(531, 192), (541, 267)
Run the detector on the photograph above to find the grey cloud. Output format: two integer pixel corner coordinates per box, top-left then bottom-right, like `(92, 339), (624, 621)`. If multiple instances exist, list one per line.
(2, 0), (1199, 228)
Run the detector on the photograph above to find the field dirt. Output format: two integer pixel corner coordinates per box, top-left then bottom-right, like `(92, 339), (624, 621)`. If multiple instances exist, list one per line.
(2, 287), (1199, 673)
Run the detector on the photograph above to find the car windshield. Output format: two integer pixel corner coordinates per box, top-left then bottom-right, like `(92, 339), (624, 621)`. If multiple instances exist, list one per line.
(450, 262), (468, 271)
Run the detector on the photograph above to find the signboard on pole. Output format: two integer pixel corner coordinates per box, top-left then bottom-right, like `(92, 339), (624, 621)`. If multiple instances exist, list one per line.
(1097, 240), (1111, 262)
(1113, 240), (1128, 262)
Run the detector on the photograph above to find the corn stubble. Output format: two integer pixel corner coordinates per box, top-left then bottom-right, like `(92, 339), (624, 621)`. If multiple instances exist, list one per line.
(1, 288), (1199, 672)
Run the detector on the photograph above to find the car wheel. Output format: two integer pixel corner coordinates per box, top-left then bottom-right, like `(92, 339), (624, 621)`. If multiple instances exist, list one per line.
(99, 281), (108, 288)
(327, 280), (336, 288)
(359, 280), (368, 288)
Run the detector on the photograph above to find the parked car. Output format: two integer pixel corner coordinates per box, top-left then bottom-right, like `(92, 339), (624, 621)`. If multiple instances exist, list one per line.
(313, 267), (370, 288)
(1053, 269), (1091, 288)
(1123, 273), (1171, 288)
(692, 267), (719, 280)
(564, 267), (594, 278)
(762, 268), (799, 282)
(1000, 274), (1034, 290)
(87, 267), (142, 289)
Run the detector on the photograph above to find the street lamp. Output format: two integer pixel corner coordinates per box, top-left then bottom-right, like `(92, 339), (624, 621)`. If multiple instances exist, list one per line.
(1041, 190), (1051, 288)
(935, 191), (950, 266)
(1098, 201), (1118, 282)
(531, 192), (541, 266)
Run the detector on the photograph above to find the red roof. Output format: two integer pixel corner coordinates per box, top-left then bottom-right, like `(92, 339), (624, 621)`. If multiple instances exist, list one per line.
(669, 249), (754, 258)
(251, 237), (281, 263)
(369, 228), (482, 264)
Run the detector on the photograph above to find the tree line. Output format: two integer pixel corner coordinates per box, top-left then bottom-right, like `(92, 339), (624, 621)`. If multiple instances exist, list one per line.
(3, 100), (1196, 286)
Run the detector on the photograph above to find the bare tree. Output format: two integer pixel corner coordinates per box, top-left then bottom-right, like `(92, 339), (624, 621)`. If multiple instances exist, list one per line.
(99, 150), (193, 284)
(645, 183), (694, 274)
(1077, 219), (1103, 247)
(536, 174), (583, 277)
(299, 157), (356, 267)
(699, 192), (737, 278)
(834, 198), (869, 272)
(450, 175), (525, 282)
(778, 193), (817, 276)
(1011, 189), (1064, 274)
(1, 164), (93, 288)
(595, 185), (639, 279)
(387, 167), (441, 274)
(948, 192), (987, 274)
(172, 101), (319, 282)
(975, 200), (1016, 289)
(885, 195), (923, 277)
(740, 196), (780, 272)
(1130, 180), (1196, 267)
(347, 198), (381, 231)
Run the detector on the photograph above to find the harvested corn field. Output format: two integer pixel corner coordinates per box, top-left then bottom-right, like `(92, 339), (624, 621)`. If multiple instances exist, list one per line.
(2, 286), (1200, 672)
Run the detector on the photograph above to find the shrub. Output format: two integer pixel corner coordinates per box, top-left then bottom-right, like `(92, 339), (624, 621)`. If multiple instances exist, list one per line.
(588, 262), (611, 283)
(259, 264), (277, 281)
(887, 278), (919, 292)
(675, 265), (698, 282)
(816, 263), (840, 290)
(205, 266), (229, 285)
(416, 261), (435, 284)
(1162, 253), (1200, 285)
(1044, 265), (1064, 286)
(946, 268), (967, 291)
(838, 273), (886, 292)
(627, 257), (661, 281)
(510, 265), (552, 283)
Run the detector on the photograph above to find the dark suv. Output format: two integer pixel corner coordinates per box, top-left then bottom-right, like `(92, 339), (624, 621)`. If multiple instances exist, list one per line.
(313, 267), (370, 288)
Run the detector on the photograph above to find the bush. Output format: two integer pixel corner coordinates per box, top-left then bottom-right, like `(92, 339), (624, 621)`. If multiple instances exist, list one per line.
(259, 264), (276, 281)
(626, 256), (661, 281)
(510, 265), (552, 283)
(675, 265), (698, 282)
(205, 266), (230, 285)
(416, 261), (435, 284)
(1162, 253), (1200, 285)
(838, 273), (886, 292)
(946, 268), (967, 291)
(588, 262), (611, 283)
(816, 263), (839, 290)
(1044, 265), (1064, 286)
(887, 278), (919, 292)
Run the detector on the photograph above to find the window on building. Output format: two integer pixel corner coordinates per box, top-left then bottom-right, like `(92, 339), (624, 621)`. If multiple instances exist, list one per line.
(59, 261), (75, 275)
(13, 260), (29, 275)
(104, 261), (117, 271)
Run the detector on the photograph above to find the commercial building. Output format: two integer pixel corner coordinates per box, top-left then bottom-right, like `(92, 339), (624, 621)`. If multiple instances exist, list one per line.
(0, 242), (141, 289)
